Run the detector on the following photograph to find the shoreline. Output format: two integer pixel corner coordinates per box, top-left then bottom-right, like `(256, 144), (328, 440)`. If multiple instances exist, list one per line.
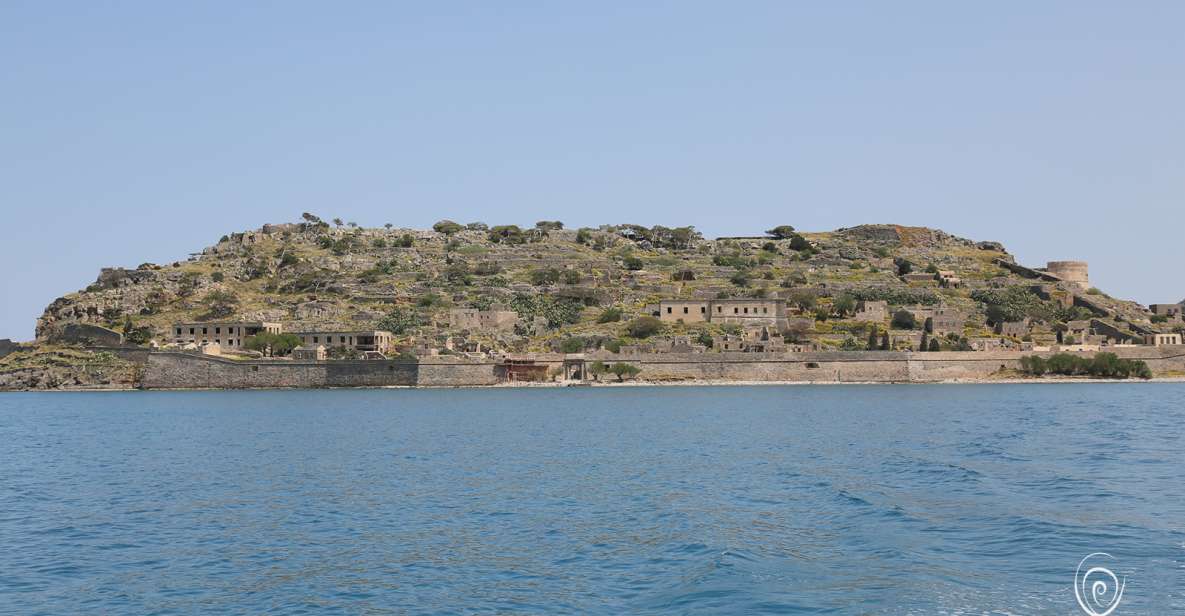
(4, 375), (1185, 393)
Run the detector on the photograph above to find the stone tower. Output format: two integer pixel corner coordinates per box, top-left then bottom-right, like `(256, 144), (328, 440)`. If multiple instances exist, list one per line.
(1046, 261), (1089, 290)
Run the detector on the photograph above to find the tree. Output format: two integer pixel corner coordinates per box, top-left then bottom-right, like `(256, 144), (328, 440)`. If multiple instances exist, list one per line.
(561, 269), (582, 285)
(560, 338), (584, 353)
(433, 220), (463, 235)
(623, 256), (644, 271)
(301, 212), (322, 224)
(880, 331), (890, 350)
(729, 271), (750, 287)
(928, 338), (941, 352)
(588, 361), (608, 381)
(892, 310), (917, 330)
(378, 307), (423, 334)
(201, 290), (239, 318)
(867, 326), (879, 350)
(919, 332), (929, 352)
(786, 288), (817, 311)
(384, 223), (393, 229)
(529, 268), (561, 285)
(244, 332), (301, 357)
(626, 316), (663, 339)
(832, 293), (856, 317)
(575, 228), (593, 244)
(488, 225), (526, 244)
(333, 218), (343, 227)
(347, 221), (358, 228)
(610, 362), (641, 381)
(466, 221), (488, 231)
(535, 220), (564, 231)
(765, 225), (797, 239)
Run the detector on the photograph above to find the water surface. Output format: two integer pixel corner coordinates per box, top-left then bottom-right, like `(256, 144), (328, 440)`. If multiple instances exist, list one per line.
(2, 385), (1183, 614)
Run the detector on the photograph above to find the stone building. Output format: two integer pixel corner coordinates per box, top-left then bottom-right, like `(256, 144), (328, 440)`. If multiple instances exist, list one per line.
(1150, 304), (1183, 320)
(1145, 333), (1182, 346)
(447, 307), (519, 331)
(292, 345), (327, 360)
(172, 321), (281, 349)
(290, 330), (395, 354)
(658, 298), (786, 327)
(1045, 261), (1089, 290)
(853, 300), (888, 322)
(995, 319), (1030, 338)
(925, 308), (964, 337)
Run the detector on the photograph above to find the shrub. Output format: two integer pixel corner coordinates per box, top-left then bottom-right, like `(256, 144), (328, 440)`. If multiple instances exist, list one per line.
(433, 220), (463, 235)
(765, 225), (796, 239)
(623, 256), (644, 271)
(597, 307), (623, 323)
(832, 293), (856, 317)
(201, 290), (239, 318)
(560, 337), (584, 353)
(561, 270), (582, 285)
(891, 310), (917, 330)
(626, 316), (663, 339)
(529, 268), (561, 285)
(378, 307), (423, 334)
(535, 220), (564, 231)
(488, 225), (526, 244)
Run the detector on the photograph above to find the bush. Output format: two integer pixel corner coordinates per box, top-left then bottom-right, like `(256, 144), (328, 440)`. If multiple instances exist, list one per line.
(765, 225), (796, 239)
(1019, 352), (1151, 379)
(891, 310), (917, 330)
(201, 290), (239, 318)
(433, 220), (463, 235)
(623, 256), (644, 271)
(562, 269), (582, 285)
(832, 293), (856, 317)
(529, 268), (561, 285)
(211, 272), (225, 282)
(597, 307), (623, 323)
(560, 337), (584, 353)
(488, 225), (526, 244)
(626, 316), (664, 339)
(378, 307), (423, 334)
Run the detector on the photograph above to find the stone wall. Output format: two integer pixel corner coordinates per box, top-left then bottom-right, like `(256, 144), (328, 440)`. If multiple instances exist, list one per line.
(45, 323), (124, 346)
(142, 347), (1185, 389)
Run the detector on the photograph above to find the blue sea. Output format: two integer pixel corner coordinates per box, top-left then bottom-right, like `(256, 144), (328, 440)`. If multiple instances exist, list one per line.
(1, 385), (1183, 615)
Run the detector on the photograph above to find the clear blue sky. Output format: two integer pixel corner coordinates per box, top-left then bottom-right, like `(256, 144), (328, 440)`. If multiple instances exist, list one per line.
(2, 1), (1183, 340)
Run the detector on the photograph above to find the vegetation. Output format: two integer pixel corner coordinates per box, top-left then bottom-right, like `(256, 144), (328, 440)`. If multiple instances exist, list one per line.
(625, 316), (663, 339)
(1019, 353), (1151, 379)
(243, 332), (302, 357)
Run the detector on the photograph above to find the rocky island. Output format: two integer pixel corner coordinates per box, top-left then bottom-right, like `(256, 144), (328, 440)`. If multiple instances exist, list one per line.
(2, 216), (1182, 390)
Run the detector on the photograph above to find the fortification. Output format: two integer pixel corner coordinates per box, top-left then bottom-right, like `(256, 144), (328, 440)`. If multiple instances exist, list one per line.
(1045, 261), (1089, 290)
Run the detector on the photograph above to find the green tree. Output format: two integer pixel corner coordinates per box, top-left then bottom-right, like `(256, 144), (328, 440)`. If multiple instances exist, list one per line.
(765, 225), (797, 239)
(560, 338), (584, 353)
(535, 220), (564, 231)
(488, 225), (526, 244)
(623, 256), (644, 271)
(880, 331), (890, 350)
(928, 338), (941, 352)
(201, 290), (239, 318)
(626, 316), (664, 339)
(433, 220), (463, 235)
(244, 332), (302, 357)
(610, 362), (641, 381)
(867, 326), (879, 350)
(378, 307), (423, 334)
(891, 309), (917, 330)
(832, 293), (856, 317)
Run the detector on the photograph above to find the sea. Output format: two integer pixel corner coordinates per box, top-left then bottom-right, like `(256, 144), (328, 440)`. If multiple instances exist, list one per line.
(1, 384), (1183, 615)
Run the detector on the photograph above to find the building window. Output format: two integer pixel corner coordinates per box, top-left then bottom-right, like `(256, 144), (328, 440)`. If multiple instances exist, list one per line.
(202, 328), (207, 335)
(700, 307), (706, 313)
(763, 308), (768, 314)
(683, 307), (688, 314)
(744, 307), (749, 314)
(176, 328), (181, 335)
(717, 306), (722, 313)
(667, 307), (672, 314)
(189, 328), (195, 335)
(734, 308), (739, 314)
(215, 327), (221, 334)
(313, 337), (319, 343)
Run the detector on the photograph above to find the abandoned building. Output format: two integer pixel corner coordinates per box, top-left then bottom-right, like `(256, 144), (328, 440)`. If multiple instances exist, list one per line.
(1145, 333), (1183, 346)
(290, 330), (395, 354)
(925, 308), (965, 337)
(657, 298), (787, 327)
(853, 300), (888, 322)
(172, 321), (282, 349)
(1044, 261), (1090, 290)
(1150, 304), (1183, 320)
(292, 344), (328, 361)
(995, 319), (1030, 338)
(447, 307), (519, 331)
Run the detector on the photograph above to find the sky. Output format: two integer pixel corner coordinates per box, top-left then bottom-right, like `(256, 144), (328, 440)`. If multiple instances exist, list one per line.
(2, 1), (1183, 340)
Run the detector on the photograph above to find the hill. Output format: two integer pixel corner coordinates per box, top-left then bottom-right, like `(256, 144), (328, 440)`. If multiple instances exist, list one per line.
(29, 217), (1174, 357)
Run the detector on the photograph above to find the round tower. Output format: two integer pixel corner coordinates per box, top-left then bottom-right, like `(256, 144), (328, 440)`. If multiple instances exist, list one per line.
(1046, 261), (1089, 290)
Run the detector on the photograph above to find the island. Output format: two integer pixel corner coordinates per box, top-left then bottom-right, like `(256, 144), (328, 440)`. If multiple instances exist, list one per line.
(2, 217), (1182, 390)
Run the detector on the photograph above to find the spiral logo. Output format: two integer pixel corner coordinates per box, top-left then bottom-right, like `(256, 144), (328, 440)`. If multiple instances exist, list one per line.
(1074, 552), (1125, 616)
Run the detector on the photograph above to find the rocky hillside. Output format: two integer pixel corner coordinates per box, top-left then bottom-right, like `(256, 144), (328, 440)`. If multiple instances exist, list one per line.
(33, 217), (1169, 353)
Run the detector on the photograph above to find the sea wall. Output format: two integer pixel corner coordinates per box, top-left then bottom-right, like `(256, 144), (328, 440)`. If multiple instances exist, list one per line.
(142, 347), (1185, 389)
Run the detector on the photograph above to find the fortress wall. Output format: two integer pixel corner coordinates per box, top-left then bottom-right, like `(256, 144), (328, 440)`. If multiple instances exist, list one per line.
(143, 347), (1185, 389)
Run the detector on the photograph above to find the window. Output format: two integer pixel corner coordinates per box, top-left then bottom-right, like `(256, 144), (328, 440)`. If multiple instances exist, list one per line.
(215, 327), (220, 334)
(202, 328), (207, 335)
(667, 307), (672, 314)
(700, 307), (706, 314)
(744, 307), (749, 314)
(717, 306), (722, 313)
(763, 308), (768, 314)
(734, 308), (739, 314)
(313, 336), (319, 343)
(189, 328), (195, 335)
(683, 307), (688, 314)
(176, 328), (181, 335)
